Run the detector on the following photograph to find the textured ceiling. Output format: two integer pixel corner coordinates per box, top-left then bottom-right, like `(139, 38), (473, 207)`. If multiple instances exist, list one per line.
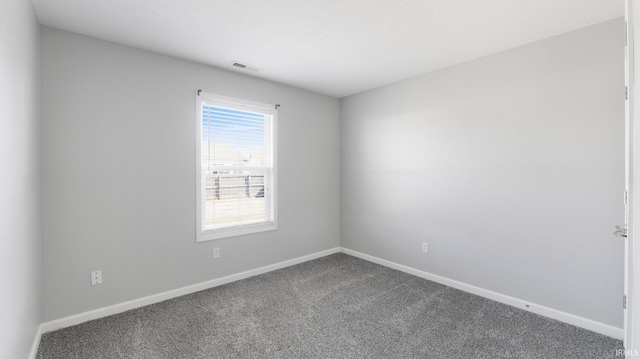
(31, 0), (623, 98)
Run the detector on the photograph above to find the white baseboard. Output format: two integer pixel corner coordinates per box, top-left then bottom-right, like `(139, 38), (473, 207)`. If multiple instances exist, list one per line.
(340, 247), (623, 340)
(39, 246), (622, 341)
(41, 247), (341, 333)
(29, 324), (42, 359)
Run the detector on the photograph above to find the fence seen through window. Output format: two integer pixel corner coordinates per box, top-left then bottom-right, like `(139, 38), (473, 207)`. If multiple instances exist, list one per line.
(200, 103), (274, 232)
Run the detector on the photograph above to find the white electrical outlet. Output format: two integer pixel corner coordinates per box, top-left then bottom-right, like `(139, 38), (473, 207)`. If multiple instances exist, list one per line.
(91, 270), (102, 286)
(213, 247), (220, 259)
(422, 242), (429, 253)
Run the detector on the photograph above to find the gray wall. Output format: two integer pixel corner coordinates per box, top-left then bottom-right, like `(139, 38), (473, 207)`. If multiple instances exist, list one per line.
(40, 27), (340, 321)
(0, 0), (41, 357)
(340, 19), (625, 327)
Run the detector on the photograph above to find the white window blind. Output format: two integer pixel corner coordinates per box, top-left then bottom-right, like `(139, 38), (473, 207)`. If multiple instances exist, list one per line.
(196, 92), (277, 241)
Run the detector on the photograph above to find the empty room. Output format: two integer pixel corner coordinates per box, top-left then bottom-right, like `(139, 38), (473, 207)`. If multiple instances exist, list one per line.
(6, 0), (640, 358)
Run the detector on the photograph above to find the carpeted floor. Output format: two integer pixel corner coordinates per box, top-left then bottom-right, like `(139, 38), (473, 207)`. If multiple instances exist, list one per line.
(37, 253), (623, 358)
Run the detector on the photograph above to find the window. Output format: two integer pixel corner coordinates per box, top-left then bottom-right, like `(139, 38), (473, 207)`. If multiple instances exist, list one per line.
(196, 92), (277, 241)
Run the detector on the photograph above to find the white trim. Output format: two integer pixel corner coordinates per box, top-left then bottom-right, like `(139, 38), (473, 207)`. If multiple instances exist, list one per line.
(41, 247), (340, 333)
(201, 223), (277, 240)
(39, 246), (621, 340)
(340, 247), (624, 340)
(195, 92), (278, 242)
(29, 324), (42, 359)
(625, 0), (635, 350)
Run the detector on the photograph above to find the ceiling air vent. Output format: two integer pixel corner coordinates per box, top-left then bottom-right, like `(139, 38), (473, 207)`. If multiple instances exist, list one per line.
(231, 61), (261, 72)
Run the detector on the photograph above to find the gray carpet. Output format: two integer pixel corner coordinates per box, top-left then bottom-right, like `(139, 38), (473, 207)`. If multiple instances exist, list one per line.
(37, 253), (622, 358)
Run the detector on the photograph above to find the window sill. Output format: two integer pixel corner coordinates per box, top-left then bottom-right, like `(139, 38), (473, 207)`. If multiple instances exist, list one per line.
(196, 222), (277, 242)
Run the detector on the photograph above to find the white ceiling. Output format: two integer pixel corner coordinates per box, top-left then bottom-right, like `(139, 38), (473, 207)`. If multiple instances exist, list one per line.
(31, 0), (623, 98)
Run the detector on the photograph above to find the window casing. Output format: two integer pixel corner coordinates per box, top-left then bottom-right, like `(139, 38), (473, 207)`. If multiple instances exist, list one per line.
(196, 92), (277, 241)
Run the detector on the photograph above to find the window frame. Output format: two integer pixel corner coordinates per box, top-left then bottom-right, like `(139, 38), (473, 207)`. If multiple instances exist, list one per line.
(195, 91), (278, 242)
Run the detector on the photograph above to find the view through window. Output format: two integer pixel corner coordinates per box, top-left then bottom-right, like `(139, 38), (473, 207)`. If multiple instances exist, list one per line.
(197, 93), (276, 241)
